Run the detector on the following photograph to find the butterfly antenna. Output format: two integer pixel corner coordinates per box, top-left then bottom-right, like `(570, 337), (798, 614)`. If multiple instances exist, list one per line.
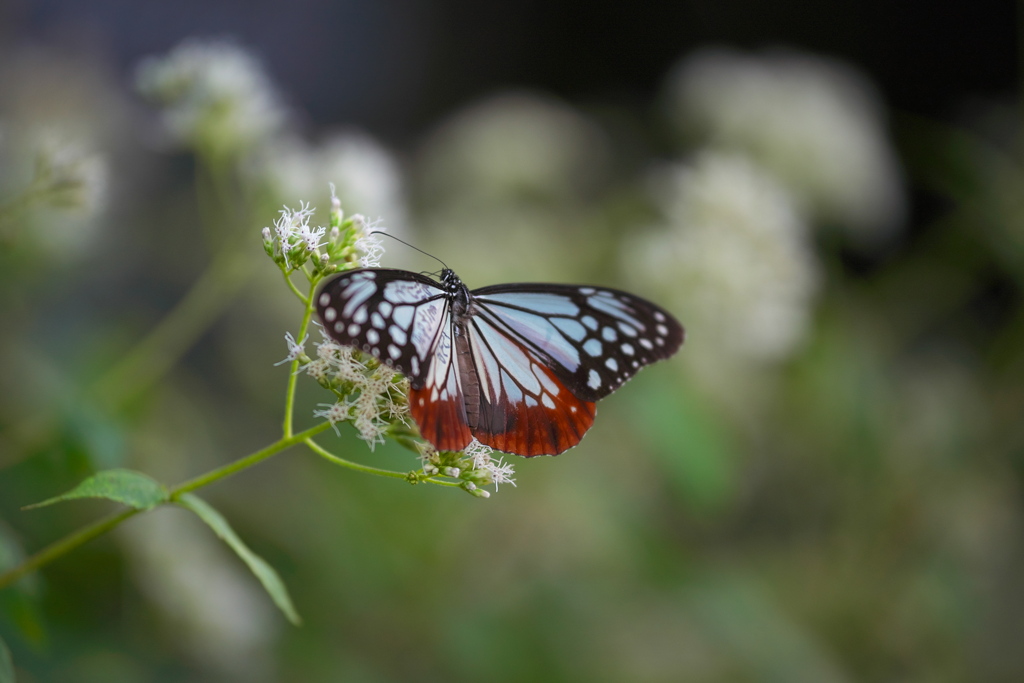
(370, 231), (448, 270)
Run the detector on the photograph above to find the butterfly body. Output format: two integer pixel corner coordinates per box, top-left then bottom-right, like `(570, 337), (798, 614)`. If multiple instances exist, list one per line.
(316, 268), (683, 457)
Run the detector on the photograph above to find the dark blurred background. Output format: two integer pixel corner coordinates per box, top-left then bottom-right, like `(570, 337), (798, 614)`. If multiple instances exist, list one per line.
(4, 0), (1015, 137)
(0, 1), (1022, 682)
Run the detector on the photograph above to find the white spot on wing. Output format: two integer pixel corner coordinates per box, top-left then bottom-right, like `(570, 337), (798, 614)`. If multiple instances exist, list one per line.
(587, 370), (601, 389)
(541, 394), (556, 409)
(583, 339), (602, 357)
(389, 325), (407, 346)
(552, 317), (587, 341)
(324, 307), (336, 322)
(532, 364), (560, 396)
(605, 358), (618, 371)
(319, 293), (331, 306)
(342, 280), (376, 317)
(393, 305), (415, 329)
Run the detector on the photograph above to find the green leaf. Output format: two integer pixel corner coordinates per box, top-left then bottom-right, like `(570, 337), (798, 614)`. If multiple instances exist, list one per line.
(0, 634), (14, 683)
(176, 494), (301, 625)
(23, 469), (168, 511)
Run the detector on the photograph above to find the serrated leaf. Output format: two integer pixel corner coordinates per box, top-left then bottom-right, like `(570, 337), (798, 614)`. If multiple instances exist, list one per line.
(0, 634), (14, 683)
(23, 469), (168, 511)
(176, 494), (301, 625)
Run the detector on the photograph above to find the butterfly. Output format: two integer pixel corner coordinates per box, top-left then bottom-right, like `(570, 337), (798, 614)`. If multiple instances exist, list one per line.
(315, 268), (684, 457)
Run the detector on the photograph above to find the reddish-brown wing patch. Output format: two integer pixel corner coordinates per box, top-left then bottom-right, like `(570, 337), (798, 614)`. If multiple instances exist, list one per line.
(409, 385), (473, 452)
(471, 363), (597, 457)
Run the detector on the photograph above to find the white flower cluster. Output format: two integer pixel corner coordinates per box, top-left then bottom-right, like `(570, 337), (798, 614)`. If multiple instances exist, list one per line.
(265, 202), (323, 268)
(628, 152), (819, 373)
(666, 48), (905, 242)
(307, 332), (409, 450)
(418, 439), (516, 495)
(262, 199), (384, 271)
(464, 439), (517, 490)
(352, 216), (386, 268)
(136, 39), (287, 155)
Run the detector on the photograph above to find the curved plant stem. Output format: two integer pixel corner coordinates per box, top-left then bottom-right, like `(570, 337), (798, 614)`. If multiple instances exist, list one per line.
(282, 279), (318, 438)
(280, 268), (310, 303)
(0, 508), (140, 590)
(170, 422), (332, 497)
(0, 422), (333, 591)
(92, 247), (255, 410)
(304, 438), (462, 487)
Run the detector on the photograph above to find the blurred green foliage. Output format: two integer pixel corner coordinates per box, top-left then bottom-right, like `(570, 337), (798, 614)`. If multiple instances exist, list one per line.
(0, 38), (1023, 683)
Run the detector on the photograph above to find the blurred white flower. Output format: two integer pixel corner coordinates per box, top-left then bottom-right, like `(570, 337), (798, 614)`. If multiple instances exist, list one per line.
(121, 509), (277, 682)
(666, 48), (905, 242)
(416, 92), (611, 205)
(263, 132), (407, 233)
(626, 152), (819, 380)
(0, 49), (131, 257)
(136, 38), (287, 156)
(413, 93), (611, 283)
(27, 127), (108, 215)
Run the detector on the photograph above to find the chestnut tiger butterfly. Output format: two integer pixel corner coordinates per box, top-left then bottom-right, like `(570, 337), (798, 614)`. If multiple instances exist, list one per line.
(316, 267), (684, 456)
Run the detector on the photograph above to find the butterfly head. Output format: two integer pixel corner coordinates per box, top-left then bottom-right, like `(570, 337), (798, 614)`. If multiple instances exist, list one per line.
(440, 268), (471, 314)
(439, 268), (460, 290)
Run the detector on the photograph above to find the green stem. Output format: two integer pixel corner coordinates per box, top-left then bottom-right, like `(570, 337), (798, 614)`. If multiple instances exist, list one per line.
(304, 438), (462, 487)
(283, 280), (318, 438)
(171, 422), (332, 497)
(280, 268), (310, 303)
(0, 422), (333, 590)
(92, 247), (255, 410)
(0, 508), (140, 590)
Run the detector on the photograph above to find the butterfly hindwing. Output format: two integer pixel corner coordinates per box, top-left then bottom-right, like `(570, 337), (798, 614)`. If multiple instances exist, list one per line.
(316, 269), (450, 387)
(471, 283), (684, 402)
(467, 314), (596, 456)
(408, 319), (473, 452)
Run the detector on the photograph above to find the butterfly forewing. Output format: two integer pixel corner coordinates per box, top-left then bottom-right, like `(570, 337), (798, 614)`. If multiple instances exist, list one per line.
(316, 269), (449, 386)
(471, 283), (684, 402)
